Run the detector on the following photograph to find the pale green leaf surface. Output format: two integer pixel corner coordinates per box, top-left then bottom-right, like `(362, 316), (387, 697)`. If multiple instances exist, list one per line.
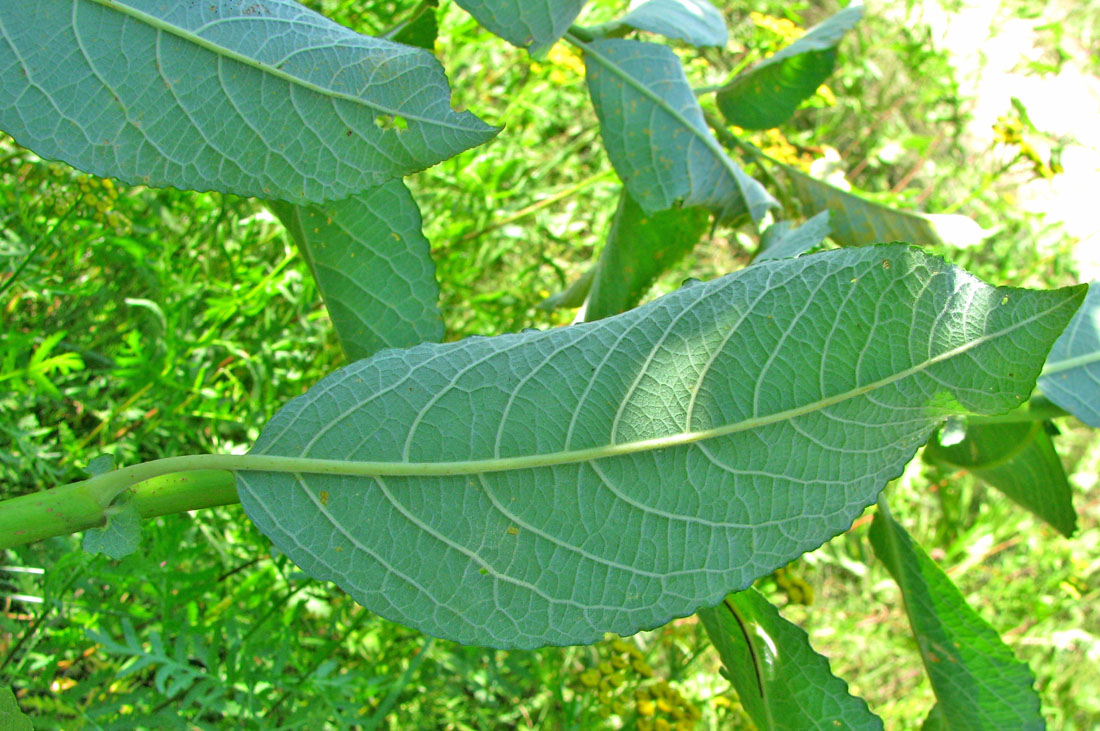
(756, 210), (831, 262)
(717, 6), (862, 130)
(585, 189), (710, 321)
(784, 166), (943, 247)
(237, 246), (1082, 648)
(0, 1), (496, 203)
(699, 589), (881, 730)
(582, 38), (776, 223)
(82, 494), (142, 559)
(0, 687), (33, 731)
(270, 180), (443, 362)
(869, 509), (1044, 730)
(620, 0), (727, 47)
(453, 0), (586, 55)
(1039, 281), (1100, 426)
(925, 420), (1076, 536)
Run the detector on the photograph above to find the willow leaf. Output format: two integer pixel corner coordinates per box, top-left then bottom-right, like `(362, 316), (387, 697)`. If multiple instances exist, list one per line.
(270, 180), (443, 362)
(0, 1), (496, 203)
(453, 0), (587, 55)
(582, 38), (776, 223)
(1039, 281), (1100, 426)
(925, 420), (1076, 537)
(237, 245), (1083, 648)
(870, 508), (1044, 729)
(698, 589), (881, 729)
(620, 0), (728, 48)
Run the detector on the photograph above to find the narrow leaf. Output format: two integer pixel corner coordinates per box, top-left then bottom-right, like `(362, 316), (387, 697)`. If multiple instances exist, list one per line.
(83, 494), (142, 559)
(620, 0), (728, 48)
(717, 6), (863, 130)
(237, 245), (1083, 648)
(783, 165), (943, 247)
(1039, 282), (1100, 426)
(869, 508), (1044, 729)
(925, 420), (1076, 536)
(585, 189), (710, 321)
(0, 1), (497, 203)
(755, 210), (831, 263)
(582, 38), (776, 223)
(453, 0), (587, 55)
(270, 180), (443, 361)
(698, 589), (882, 730)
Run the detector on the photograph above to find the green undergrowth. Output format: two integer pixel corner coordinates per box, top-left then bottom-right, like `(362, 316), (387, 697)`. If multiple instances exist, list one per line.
(2, 0), (1098, 728)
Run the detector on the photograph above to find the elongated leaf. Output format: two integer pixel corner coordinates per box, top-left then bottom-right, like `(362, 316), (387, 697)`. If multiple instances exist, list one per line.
(699, 589), (882, 730)
(0, 1), (496, 203)
(718, 6), (863, 130)
(1039, 281), (1100, 426)
(453, 0), (587, 55)
(620, 0), (727, 47)
(756, 210), (831, 262)
(585, 189), (710, 321)
(237, 245), (1083, 648)
(582, 38), (776, 223)
(925, 420), (1076, 536)
(270, 181), (443, 361)
(783, 166), (943, 247)
(869, 508), (1044, 729)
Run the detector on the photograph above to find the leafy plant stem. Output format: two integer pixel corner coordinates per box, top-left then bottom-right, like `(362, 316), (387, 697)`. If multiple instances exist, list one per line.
(0, 470), (238, 550)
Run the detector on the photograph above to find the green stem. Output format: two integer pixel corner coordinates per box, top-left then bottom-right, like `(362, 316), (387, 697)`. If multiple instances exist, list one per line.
(0, 470), (237, 550)
(964, 396), (1068, 425)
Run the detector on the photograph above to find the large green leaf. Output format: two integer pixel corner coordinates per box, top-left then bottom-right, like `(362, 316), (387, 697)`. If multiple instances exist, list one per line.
(783, 165), (943, 247)
(925, 420), (1076, 537)
(236, 246), (1082, 648)
(0, 1), (496, 203)
(270, 181), (443, 362)
(717, 6), (863, 130)
(581, 38), (776, 223)
(698, 589), (882, 730)
(1039, 282), (1100, 426)
(869, 507), (1044, 729)
(619, 0), (728, 48)
(453, 0), (587, 55)
(585, 189), (710, 321)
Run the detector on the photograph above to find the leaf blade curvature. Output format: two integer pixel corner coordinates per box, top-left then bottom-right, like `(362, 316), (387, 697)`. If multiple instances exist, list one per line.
(237, 245), (1083, 648)
(0, 0), (497, 202)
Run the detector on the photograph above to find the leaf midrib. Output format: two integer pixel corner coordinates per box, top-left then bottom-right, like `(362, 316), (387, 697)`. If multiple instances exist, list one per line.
(244, 293), (1067, 476)
(87, 0), (452, 126)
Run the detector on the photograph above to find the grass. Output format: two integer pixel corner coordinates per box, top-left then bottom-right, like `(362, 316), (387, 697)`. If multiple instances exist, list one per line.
(2, 0), (1098, 728)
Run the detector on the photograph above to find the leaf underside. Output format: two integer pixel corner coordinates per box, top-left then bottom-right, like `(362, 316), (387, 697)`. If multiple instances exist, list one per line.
(453, 0), (587, 55)
(1039, 281), (1100, 426)
(583, 38), (775, 223)
(620, 0), (728, 48)
(0, 1), (496, 203)
(237, 245), (1082, 648)
(270, 180), (443, 362)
